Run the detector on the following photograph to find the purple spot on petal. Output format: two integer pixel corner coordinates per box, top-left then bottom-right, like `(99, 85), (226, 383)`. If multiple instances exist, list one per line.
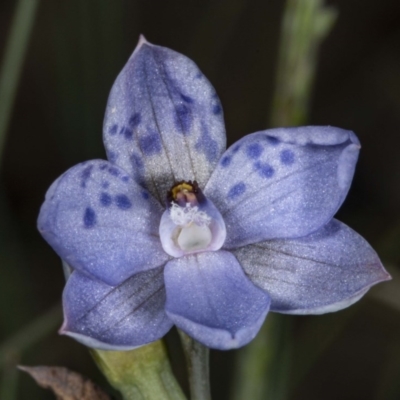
(228, 182), (246, 199)
(232, 144), (240, 153)
(195, 72), (202, 79)
(119, 126), (133, 140)
(100, 192), (112, 207)
(83, 207), (96, 228)
(175, 104), (192, 134)
(129, 113), (141, 128)
(141, 191), (149, 200)
(212, 104), (222, 115)
(130, 153), (144, 169)
(115, 194), (132, 210)
(180, 93), (194, 103)
(80, 165), (93, 188)
(280, 149), (295, 165)
(139, 131), (162, 155)
(195, 123), (219, 162)
(220, 155), (231, 167)
(108, 167), (119, 177)
(122, 175), (129, 183)
(266, 136), (280, 146)
(99, 164), (107, 170)
(246, 143), (263, 159)
(254, 161), (274, 178)
(109, 124), (118, 135)
(102, 181), (109, 189)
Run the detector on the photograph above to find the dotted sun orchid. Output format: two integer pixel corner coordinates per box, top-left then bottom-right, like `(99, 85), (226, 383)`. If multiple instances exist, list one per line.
(38, 36), (390, 351)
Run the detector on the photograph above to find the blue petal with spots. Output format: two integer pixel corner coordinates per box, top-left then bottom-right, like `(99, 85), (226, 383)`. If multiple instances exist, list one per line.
(103, 37), (226, 203)
(205, 126), (360, 248)
(38, 160), (169, 286)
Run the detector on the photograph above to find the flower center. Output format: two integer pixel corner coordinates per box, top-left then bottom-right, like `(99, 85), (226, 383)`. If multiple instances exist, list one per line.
(159, 181), (226, 257)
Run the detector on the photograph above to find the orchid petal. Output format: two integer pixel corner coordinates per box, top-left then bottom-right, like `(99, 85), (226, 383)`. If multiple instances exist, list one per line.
(61, 267), (172, 350)
(103, 37), (226, 203)
(38, 160), (169, 286)
(164, 251), (270, 350)
(234, 219), (390, 314)
(205, 126), (360, 248)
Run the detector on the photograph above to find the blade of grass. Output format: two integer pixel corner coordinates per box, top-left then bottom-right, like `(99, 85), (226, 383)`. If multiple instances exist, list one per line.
(231, 314), (292, 400)
(0, 303), (60, 400)
(0, 356), (19, 400)
(0, 0), (40, 163)
(0, 303), (61, 371)
(270, 0), (337, 127)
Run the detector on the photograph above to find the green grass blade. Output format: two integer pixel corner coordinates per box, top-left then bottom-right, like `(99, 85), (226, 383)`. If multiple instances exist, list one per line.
(0, 0), (40, 163)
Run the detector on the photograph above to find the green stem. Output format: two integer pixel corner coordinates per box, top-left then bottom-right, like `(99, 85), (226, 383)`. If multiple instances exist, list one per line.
(270, 0), (337, 127)
(0, 0), (40, 163)
(92, 341), (186, 400)
(178, 330), (211, 400)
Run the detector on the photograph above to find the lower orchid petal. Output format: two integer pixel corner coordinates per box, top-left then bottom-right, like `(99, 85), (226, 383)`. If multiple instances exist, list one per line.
(234, 219), (390, 314)
(164, 251), (270, 350)
(38, 160), (170, 286)
(61, 267), (172, 350)
(205, 126), (360, 248)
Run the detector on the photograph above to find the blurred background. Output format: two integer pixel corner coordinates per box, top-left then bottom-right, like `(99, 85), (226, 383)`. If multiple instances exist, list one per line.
(1, 0), (400, 399)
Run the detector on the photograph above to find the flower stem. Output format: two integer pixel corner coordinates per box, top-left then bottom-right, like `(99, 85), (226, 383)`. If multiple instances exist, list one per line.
(92, 340), (186, 400)
(178, 329), (211, 400)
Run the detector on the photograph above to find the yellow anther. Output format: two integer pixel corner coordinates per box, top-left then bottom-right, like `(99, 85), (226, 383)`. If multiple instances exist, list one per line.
(171, 182), (194, 200)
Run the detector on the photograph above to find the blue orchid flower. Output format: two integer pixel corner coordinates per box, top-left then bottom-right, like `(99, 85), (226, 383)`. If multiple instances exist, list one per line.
(38, 37), (390, 351)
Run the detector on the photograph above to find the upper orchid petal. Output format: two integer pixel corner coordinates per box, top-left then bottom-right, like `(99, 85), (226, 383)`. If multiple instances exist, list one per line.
(103, 37), (226, 203)
(37, 160), (169, 286)
(205, 126), (360, 248)
(61, 267), (172, 350)
(234, 219), (390, 314)
(164, 251), (270, 350)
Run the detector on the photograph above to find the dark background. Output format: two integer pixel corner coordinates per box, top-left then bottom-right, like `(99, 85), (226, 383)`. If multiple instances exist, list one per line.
(1, 0), (400, 399)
